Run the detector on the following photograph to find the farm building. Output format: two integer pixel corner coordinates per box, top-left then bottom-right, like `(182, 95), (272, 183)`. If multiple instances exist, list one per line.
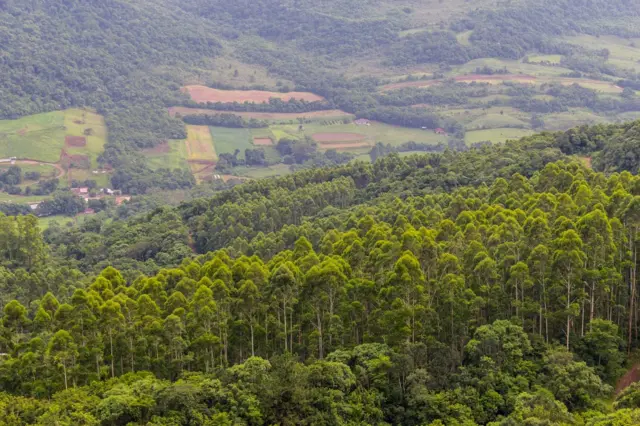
(354, 119), (371, 126)
(72, 187), (89, 195)
(434, 128), (447, 135)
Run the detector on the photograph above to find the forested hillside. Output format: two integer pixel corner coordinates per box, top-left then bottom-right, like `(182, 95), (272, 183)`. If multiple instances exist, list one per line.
(0, 120), (639, 424)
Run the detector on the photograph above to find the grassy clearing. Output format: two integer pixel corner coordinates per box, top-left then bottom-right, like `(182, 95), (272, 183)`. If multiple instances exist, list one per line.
(177, 56), (294, 89)
(38, 214), (87, 230)
(270, 121), (446, 147)
(0, 163), (58, 178)
(467, 113), (529, 130)
(63, 109), (107, 169)
(464, 128), (535, 145)
(0, 111), (66, 162)
(541, 109), (610, 131)
(208, 127), (252, 159)
(145, 140), (190, 171)
(68, 168), (111, 187)
(0, 192), (52, 203)
(456, 31), (473, 46)
(453, 58), (573, 77)
(233, 164), (293, 179)
(527, 54), (563, 64)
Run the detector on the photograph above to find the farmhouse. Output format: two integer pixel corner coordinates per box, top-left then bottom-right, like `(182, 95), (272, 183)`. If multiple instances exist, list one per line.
(354, 118), (371, 126)
(434, 128), (447, 135)
(72, 187), (89, 195)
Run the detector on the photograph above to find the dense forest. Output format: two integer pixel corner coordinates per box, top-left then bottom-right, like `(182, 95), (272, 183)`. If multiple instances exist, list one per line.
(0, 120), (638, 424)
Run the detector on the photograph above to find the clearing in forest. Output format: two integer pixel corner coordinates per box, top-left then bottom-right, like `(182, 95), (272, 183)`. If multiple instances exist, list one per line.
(183, 85), (325, 103)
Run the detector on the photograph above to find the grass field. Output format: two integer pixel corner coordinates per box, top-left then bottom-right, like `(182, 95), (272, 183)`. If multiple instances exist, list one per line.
(527, 54), (563, 64)
(456, 30), (473, 46)
(0, 163), (59, 178)
(467, 113), (529, 130)
(541, 109), (611, 131)
(145, 140), (190, 171)
(270, 121), (447, 148)
(232, 164), (293, 179)
(465, 128), (535, 145)
(208, 127), (252, 159)
(63, 109), (108, 169)
(0, 111), (66, 162)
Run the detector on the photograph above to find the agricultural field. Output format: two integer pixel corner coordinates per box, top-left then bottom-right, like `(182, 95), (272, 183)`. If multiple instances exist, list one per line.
(563, 34), (640, 72)
(0, 108), (108, 199)
(185, 125), (217, 162)
(465, 128), (535, 145)
(183, 86), (325, 103)
(208, 127), (252, 158)
(145, 140), (190, 171)
(526, 54), (563, 64)
(270, 121), (447, 149)
(0, 111), (66, 162)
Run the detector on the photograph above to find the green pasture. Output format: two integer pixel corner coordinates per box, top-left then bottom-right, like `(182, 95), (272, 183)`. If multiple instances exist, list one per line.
(0, 163), (59, 179)
(209, 127), (252, 159)
(465, 128), (535, 145)
(63, 108), (108, 169)
(541, 109), (610, 131)
(38, 214), (87, 230)
(0, 192), (52, 203)
(233, 164), (293, 179)
(68, 168), (111, 187)
(0, 111), (66, 162)
(453, 58), (573, 77)
(467, 113), (529, 130)
(250, 128), (275, 139)
(145, 140), (190, 171)
(527, 54), (563, 64)
(270, 121), (447, 147)
(456, 31), (473, 46)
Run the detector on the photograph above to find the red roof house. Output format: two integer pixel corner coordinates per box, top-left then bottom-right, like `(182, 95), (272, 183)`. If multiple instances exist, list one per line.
(434, 128), (447, 135)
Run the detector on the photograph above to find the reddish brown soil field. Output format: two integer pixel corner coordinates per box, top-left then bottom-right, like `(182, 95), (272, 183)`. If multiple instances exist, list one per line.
(60, 149), (90, 169)
(253, 137), (273, 146)
(65, 135), (87, 147)
(169, 106), (351, 120)
(616, 364), (640, 394)
(183, 85), (325, 103)
(319, 142), (370, 150)
(312, 132), (366, 143)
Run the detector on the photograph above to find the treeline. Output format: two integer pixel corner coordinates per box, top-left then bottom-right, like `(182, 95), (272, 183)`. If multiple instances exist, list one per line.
(39, 119), (637, 275)
(182, 113), (268, 128)
(183, 97), (333, 113)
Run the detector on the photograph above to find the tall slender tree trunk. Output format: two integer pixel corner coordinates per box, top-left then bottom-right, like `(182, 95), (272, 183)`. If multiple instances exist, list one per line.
(317, 310), (324, 359)
(628, 241), (637, 354)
